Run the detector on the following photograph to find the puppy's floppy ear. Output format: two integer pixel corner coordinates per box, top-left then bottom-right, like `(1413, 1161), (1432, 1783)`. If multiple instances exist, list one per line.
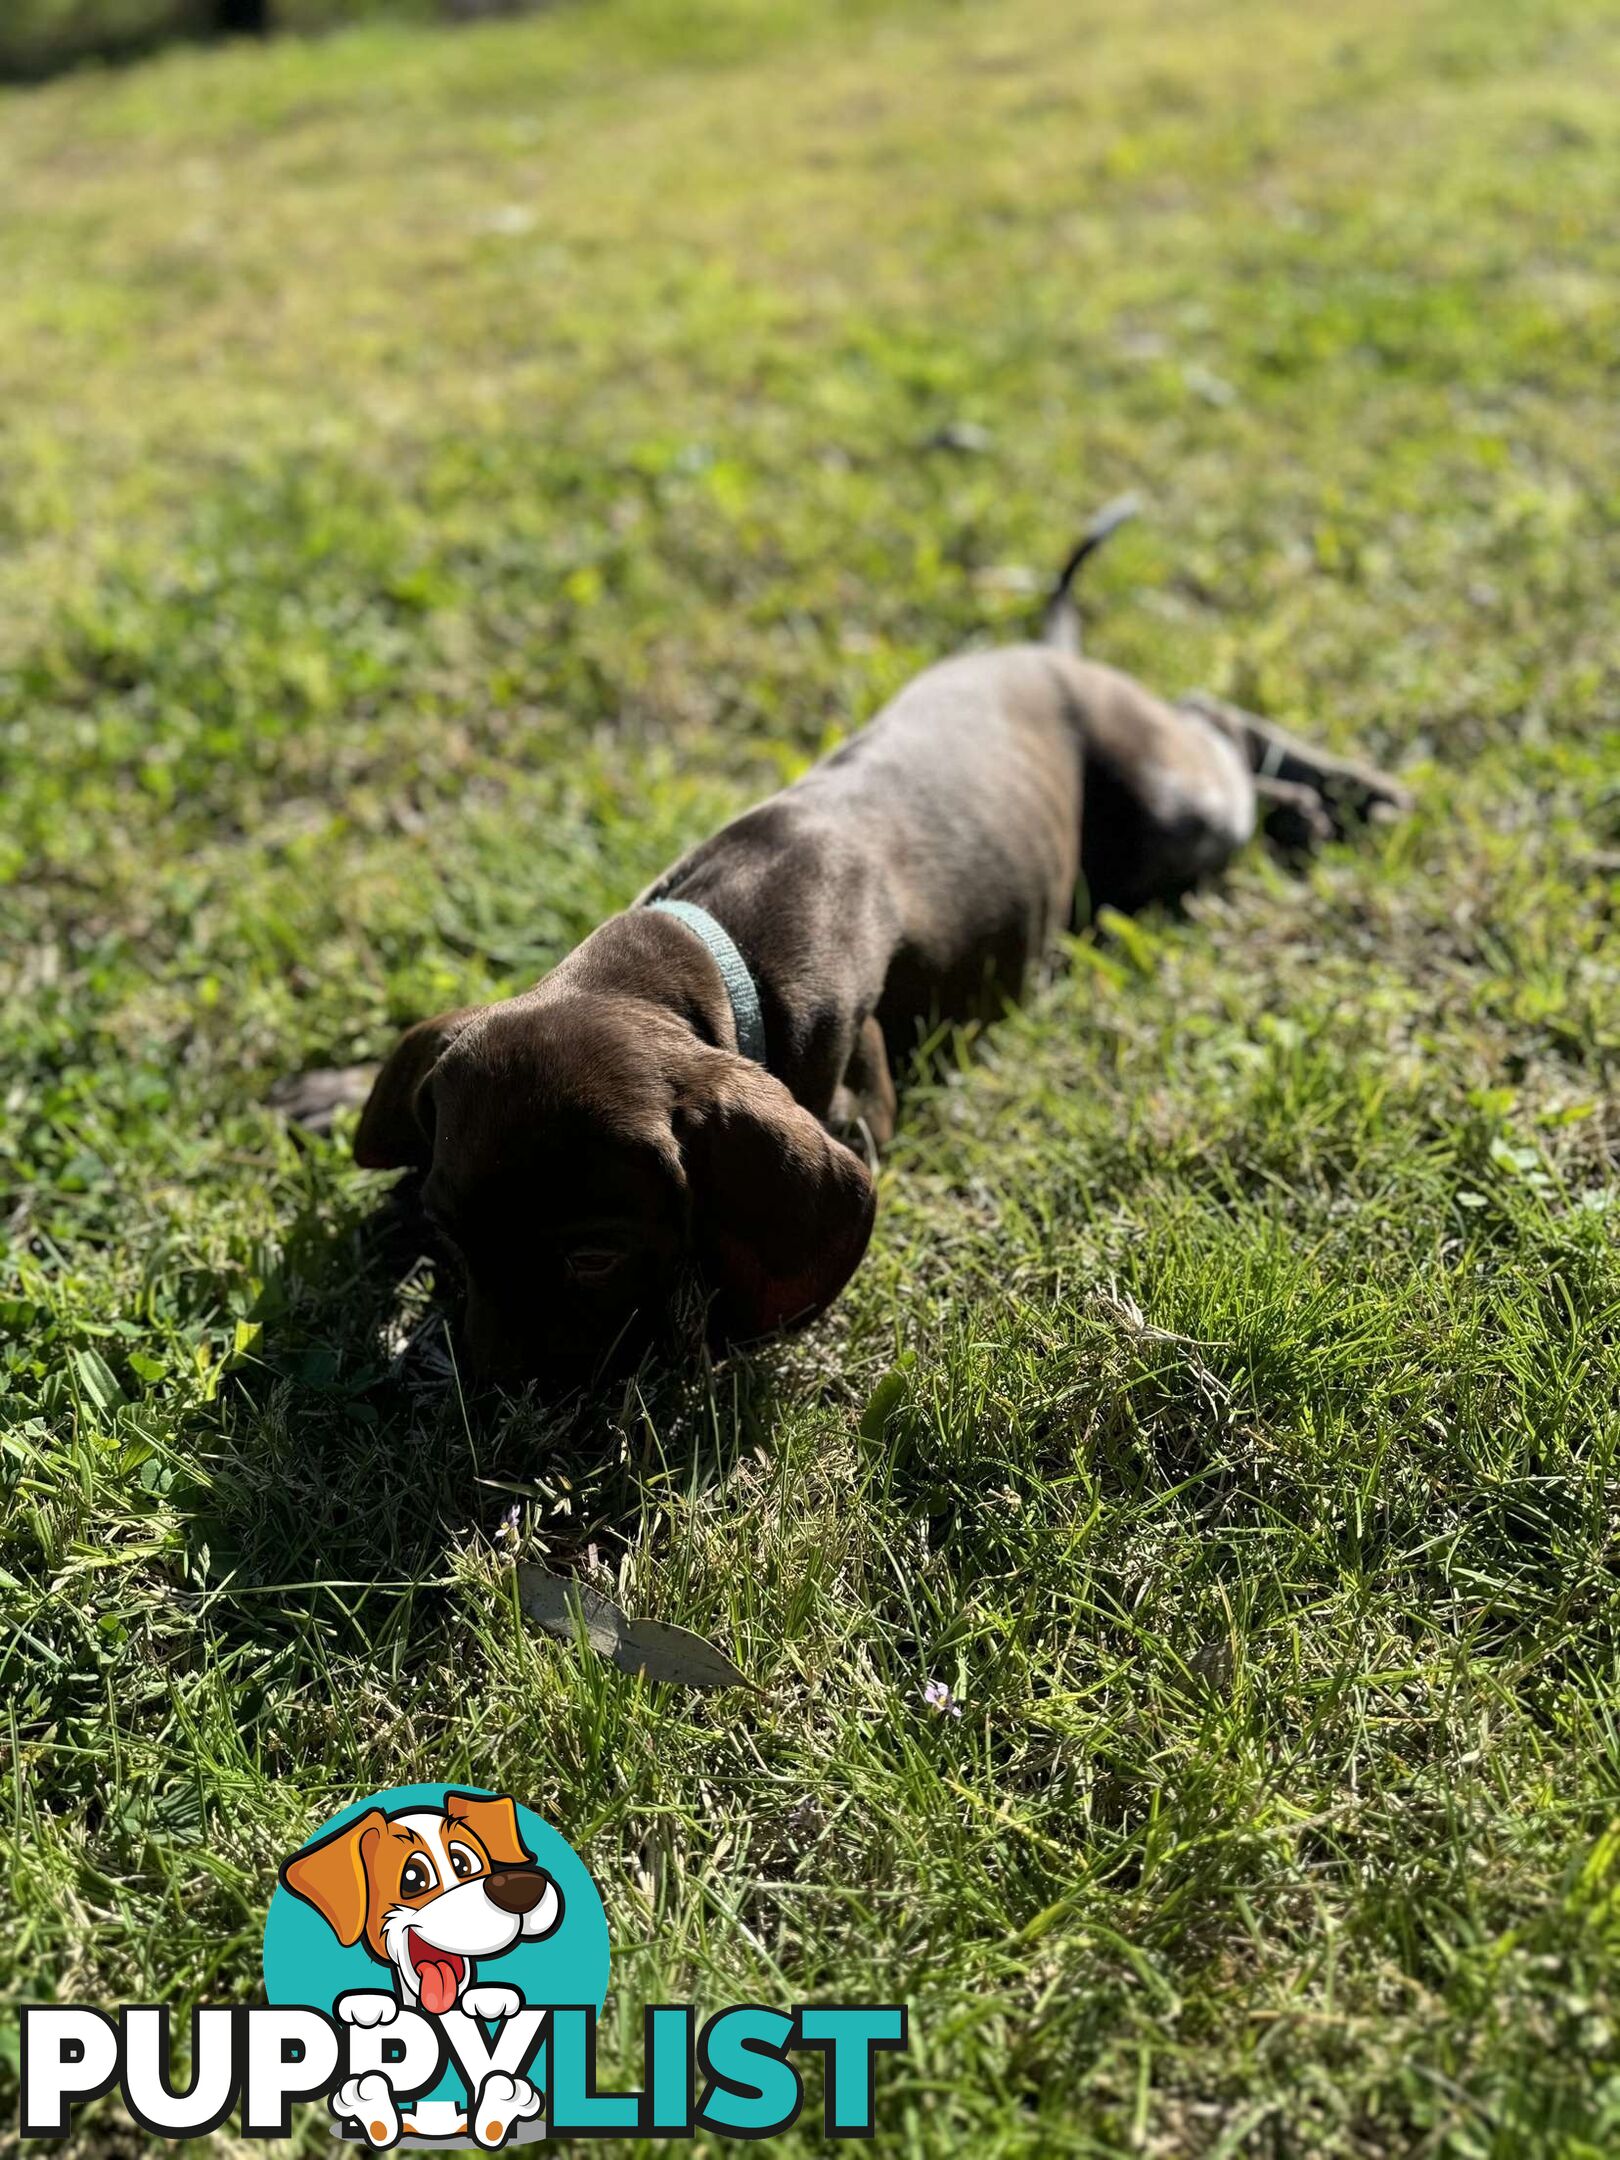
(444, 1790), (533, 1870)
(280, 1807), (386, 1948)
(677, 1051), (876, 1341)
(353, 1007), (479, 1170)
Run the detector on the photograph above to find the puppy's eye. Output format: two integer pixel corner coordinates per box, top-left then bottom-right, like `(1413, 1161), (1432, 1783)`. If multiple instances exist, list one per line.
(448, 1841), (482, 1881)
(401, 1855), (437, 1898)
(566, 1247), (624, 1286)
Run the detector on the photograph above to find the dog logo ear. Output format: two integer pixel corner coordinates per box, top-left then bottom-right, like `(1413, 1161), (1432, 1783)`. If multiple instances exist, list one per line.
(443, 1790), (533, 1871)
(353, 1007), (480, 1170)
(280, 1807), (386, 1948)
(677, 1051), (876, 1341)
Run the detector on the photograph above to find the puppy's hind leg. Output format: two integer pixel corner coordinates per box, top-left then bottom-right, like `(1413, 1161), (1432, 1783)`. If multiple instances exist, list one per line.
(1076, 674), (1260, 914)
(1176, 691), (1411, 842)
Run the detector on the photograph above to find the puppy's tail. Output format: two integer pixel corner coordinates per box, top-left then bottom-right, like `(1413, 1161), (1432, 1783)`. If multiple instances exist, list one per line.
(1041, 492), (1141, 655)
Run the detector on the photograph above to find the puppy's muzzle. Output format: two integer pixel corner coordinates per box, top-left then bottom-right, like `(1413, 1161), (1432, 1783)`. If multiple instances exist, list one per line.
(485, 1867), (551, 1917)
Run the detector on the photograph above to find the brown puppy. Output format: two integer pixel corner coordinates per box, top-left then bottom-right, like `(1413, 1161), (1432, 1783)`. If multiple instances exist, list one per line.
(356, 509), (1406, 1379)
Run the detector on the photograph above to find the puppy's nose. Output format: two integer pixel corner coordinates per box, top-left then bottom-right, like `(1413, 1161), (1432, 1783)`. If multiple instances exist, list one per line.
(485, 1867), (550, 1916)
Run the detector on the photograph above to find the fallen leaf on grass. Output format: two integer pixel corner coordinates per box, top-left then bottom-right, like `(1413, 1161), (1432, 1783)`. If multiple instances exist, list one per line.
(517, 1566), (754, 1691)
(519, 1568), (622, 1656)
(923, 418), (994, 455)
(267, 1065), (378, 1136)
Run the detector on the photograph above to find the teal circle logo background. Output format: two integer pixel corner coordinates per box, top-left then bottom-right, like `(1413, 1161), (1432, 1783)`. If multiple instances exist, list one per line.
(263, 1783), (610, 2029)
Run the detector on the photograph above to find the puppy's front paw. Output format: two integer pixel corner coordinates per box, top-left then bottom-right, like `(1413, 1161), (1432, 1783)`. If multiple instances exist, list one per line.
(333, 2071), (401, 2148)
(461, 1983), (523, 2022)
(336, 1991), (400, 2029)
(472, 2070), (543, 2149)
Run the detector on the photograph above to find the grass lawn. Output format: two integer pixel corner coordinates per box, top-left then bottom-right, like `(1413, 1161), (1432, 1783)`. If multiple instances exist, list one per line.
(5, 0), (1620, 2149)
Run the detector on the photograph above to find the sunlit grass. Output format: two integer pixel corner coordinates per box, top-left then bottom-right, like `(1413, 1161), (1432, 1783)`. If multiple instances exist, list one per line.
(4, 0), (1620, 2150)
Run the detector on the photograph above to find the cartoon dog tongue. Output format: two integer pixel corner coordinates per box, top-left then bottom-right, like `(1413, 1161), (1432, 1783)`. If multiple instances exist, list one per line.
(417, 1953), (461, 2015)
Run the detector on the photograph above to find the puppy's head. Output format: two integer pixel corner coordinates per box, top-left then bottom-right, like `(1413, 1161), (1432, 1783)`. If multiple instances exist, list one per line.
(280, 1792), (562, 2014)
(354, 969), (874, 1381)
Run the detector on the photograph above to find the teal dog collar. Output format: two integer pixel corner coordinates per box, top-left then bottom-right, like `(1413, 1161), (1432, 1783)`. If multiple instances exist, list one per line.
(646, 899), (768, 1066)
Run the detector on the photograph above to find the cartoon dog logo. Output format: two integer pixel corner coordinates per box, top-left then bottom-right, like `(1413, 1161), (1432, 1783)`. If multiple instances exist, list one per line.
(280, 1789), (563, 2147)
